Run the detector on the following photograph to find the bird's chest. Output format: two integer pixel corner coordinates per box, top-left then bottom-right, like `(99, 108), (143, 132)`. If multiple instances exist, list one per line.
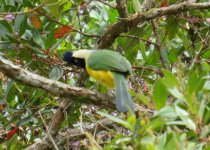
(86, 64), (114, 88)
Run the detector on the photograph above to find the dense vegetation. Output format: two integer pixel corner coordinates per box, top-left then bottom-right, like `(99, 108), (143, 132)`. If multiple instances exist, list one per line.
(0, 0), (209, 149)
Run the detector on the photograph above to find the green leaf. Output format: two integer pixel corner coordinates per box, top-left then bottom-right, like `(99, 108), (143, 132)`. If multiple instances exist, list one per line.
(187, 71), (200, 94)
(44, 0), (60, 18)
(162, 69), (179, 88)
(24, 44), (47, 58)
(168, 87), (184, 100)
(90, 10), (101, 20)
(50, 37), (64, 51)
(165, 16), (179, 39)
(16, 116), (32, 126)
(153, 79), (168, 110)
(6, 32), (19, 43)
(126, 114), (136, 125)
(49, 65), (63, 80)
(21, 30), (33, 40)
(14, 14), (27, 36)
(174, 106), (196, 131)
(136, 94), (150, 106)
(4, 81), (15, 103)
(132, 0), (142, 12)
(6, 0), (15, 6)
(139, 41), (147, 61)
(0, 22), (11, 38)
(146, 51), (160, 66)
(32, 29), (45, 49)
(97, 111), (132, 130)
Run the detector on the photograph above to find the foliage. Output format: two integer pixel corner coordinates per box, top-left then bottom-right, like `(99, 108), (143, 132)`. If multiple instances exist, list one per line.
(0, 0), (209, 149)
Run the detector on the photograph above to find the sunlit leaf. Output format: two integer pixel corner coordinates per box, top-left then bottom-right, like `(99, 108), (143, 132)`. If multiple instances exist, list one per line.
(97, 111), (132, 130)
(14, 14), (27, 35)
(153, 79), (168, 110)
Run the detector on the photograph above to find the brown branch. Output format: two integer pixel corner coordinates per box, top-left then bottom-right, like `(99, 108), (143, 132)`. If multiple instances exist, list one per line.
(0, 0), (48, 16)
(41, 12), (101, 38)
(119, 34), (159, 48)
(132, 66), (163, 76)
(98, 2), (210, 48)
(116, 0), (129, 18)
(0, 55), (115, 107)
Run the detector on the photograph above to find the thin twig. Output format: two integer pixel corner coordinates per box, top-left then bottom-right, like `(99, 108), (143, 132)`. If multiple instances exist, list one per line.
(120, 34), (159, 48)
(132, 66), (163, 76)
(40, 12), (101, 38)
(0, 0), (49, 16)
(98, 2), (210, 48)
(38, 111), (59, 150)
(151, 20), (167, 69)
(74, 0), (83, 48)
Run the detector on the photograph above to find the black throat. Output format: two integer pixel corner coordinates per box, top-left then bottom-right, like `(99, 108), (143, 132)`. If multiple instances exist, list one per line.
(63, 52), (86, 69)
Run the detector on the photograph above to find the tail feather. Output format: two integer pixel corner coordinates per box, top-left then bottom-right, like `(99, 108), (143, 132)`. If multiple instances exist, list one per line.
(113, 73), (134, 113)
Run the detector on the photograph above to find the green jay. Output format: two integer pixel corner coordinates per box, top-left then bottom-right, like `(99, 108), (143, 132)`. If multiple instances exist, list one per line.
(63, 49), (134, 113)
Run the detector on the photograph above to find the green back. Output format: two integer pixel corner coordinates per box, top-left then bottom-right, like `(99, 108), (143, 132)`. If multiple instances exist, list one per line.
(87, 50), (132, 75)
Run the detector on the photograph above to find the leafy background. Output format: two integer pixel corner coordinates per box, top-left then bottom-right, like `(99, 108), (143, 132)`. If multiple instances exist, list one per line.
(0, 0), (209, 149)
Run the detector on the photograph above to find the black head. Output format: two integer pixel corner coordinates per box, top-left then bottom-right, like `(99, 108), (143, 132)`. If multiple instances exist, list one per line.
(63, 51), (86, 69)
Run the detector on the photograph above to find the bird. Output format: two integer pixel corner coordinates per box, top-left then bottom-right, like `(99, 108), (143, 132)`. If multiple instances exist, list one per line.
(63, 49), (134, 113)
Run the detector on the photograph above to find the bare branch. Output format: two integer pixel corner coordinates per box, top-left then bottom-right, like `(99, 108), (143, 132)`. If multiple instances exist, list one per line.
(0, 55), (115, 107)
(119, 34), (159, 48)
(98, 2), (210, 48)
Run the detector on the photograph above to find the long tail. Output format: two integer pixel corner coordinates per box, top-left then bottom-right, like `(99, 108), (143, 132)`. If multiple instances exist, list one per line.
(113, 72), (134, 113)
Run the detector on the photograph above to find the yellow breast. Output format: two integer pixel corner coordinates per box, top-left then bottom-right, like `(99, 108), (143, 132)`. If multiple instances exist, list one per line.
(86, 64), (114, 88)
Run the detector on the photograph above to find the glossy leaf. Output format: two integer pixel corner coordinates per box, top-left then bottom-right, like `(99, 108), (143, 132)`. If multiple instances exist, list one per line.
(32, 29), (45, 49)
(49, 65), (63, 80)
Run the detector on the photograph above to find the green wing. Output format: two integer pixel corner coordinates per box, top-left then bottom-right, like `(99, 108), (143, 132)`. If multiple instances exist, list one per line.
(87, 50), (132, 75)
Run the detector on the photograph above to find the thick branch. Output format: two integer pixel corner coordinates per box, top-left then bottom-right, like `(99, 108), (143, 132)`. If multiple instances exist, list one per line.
(98, 2), (210, 48)
(0, 55), (114, 107)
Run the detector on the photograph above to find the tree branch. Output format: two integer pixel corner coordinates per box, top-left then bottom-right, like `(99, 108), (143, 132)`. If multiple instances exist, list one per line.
(0, 0), (48, 16)
(98, 2), (210, 48)
(0, 55), (115, 108)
